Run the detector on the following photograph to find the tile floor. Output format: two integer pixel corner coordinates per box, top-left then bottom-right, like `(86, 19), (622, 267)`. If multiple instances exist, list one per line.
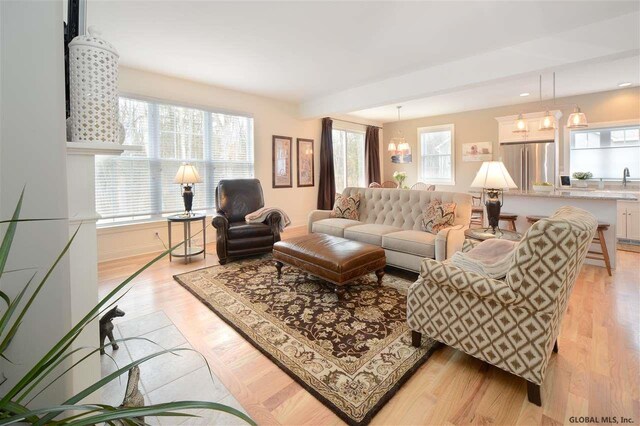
(101, 310), (249, 425)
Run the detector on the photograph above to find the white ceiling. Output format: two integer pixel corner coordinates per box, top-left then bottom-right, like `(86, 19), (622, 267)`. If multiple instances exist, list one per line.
(350, 55), (640, 122)
(87, 1), (640, 120)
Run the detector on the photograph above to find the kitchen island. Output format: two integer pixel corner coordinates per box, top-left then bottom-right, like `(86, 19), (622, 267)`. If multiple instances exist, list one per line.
(500, 189), (638, 270)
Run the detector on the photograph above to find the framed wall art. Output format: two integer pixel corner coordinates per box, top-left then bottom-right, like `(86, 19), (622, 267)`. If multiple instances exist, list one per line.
(462, 142), (492, 162)
(272, 135), (292, 188)
(296, 138), (314, 187)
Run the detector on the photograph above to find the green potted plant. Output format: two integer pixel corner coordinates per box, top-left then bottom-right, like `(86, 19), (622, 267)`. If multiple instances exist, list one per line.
(532, 181), (554, 192)
(572, 171), (593, 188)
(0, 190), (255, 425)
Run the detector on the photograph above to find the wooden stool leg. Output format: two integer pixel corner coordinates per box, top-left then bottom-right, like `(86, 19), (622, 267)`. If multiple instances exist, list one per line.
(510, 219), (517, 232)
(598, 228), (612, 276)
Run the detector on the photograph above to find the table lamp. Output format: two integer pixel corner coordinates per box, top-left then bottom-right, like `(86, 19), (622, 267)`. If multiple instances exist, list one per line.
(470, 161), (518, 235)
(174, 163), (202, 215)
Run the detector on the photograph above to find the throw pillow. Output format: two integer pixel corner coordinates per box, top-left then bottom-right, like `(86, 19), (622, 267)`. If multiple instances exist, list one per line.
(450, 239), (517, 279)
(422, 200), (456, 234)
(331, 193), (361, 220)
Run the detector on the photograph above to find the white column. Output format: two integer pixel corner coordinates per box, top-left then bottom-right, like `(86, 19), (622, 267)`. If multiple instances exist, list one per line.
(66, 141), (125, 397)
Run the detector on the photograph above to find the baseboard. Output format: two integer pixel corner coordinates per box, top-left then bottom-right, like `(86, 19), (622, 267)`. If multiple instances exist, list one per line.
(98, 223), (307, 263)
(99, 242), (167, 262)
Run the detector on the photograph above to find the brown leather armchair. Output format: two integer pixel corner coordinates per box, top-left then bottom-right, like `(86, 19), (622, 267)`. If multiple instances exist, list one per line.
(212, 179), (282, 264)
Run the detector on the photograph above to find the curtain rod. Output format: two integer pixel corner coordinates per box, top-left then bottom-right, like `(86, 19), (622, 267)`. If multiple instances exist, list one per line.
(329, 117), (382, 130)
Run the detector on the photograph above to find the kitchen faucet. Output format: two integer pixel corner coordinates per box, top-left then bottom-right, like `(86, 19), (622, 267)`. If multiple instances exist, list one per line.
(623, 167), (630, 187)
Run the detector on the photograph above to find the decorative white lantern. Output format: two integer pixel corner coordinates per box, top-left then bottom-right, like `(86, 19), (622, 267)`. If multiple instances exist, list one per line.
(69, 26), (122, 144)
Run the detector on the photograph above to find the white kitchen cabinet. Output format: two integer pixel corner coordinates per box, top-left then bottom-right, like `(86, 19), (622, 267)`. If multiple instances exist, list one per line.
(617, 201), (640, 241)
(626, 203), (640, 240)
(617, 206), (627, 238)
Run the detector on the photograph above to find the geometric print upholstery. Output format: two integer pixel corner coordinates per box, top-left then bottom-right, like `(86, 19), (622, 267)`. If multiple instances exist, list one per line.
(407, 206), (597, 385)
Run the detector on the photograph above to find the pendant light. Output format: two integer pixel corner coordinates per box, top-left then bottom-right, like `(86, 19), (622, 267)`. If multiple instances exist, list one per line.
(513, 113), (528, 133)
(567, 105), (588, 128)
(539, 73), (556, 131)
(389, 106), (410, 153)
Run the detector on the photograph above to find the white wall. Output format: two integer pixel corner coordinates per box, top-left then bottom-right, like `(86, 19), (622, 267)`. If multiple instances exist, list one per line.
(0, 0), (74, 405)
(98, 67), (382, 262)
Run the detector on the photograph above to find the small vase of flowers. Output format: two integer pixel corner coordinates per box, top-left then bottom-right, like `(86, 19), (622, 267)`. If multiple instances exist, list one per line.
(393, 171), (407, 188)
(572, 171), (593, 188)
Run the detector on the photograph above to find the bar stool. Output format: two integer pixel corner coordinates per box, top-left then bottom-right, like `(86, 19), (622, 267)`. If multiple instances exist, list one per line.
(499, 213), (518, 232)
(526, 215), (612, 276)
(470, 196), (484, 228)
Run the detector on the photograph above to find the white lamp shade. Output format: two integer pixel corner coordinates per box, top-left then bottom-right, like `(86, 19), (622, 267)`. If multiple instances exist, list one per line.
(470, 161), (518, 189)
(387, 142), (397, 152)
(174, 163), (202, 184)
(397, 141), (410, 152)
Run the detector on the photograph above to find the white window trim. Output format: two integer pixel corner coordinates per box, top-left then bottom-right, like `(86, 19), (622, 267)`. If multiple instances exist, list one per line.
(96, 96), (254, 226)
(562, 118), (640, 174)
(417, 124), (455, 186)
(119, 92), (254, 120)
(332, 127), (366, 192)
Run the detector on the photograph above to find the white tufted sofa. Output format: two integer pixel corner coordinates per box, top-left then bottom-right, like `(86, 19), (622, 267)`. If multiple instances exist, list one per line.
(307, 187), (472, 272)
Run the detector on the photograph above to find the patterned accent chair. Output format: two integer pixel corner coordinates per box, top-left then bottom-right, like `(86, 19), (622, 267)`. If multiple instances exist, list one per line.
(407, 206), (597, 406)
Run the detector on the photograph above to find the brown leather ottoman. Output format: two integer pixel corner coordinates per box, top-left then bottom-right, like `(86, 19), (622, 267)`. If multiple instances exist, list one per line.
(273, 233), (386, 296)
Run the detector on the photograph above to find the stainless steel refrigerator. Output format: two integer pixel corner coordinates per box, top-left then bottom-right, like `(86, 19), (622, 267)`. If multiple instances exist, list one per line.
(500, 140), (555, 191)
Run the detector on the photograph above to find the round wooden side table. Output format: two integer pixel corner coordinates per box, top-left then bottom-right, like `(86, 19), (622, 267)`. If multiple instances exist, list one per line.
(167, 213), (206, 264)
(464, 228), (522, 242)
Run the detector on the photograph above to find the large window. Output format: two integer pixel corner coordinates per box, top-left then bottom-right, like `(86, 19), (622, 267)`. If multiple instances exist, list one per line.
(570, 124), (639, 179)
(418, 124), (455, 185)
(96, 97), (254, 223)
(332, 128), (365, 192)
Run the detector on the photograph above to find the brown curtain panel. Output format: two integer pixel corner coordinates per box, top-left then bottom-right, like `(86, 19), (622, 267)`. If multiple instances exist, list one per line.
(365, 126), (381, 185)
(317, 117), (336, 210)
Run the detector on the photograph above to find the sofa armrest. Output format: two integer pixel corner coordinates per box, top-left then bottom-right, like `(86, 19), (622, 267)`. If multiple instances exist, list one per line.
(434, 224), (468, 261)
(307, 209), (333, 233)
(416, 258), (517, 305)
(212, 213), (229, 236)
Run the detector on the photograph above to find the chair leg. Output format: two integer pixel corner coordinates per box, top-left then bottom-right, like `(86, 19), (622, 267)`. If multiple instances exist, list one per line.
(527, 381), (542, 406)
(411, 330), (422, 348)
(598, 228), (612, 276)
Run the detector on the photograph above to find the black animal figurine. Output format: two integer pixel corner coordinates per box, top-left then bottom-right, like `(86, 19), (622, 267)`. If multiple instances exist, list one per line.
(99, 306), (125, 355)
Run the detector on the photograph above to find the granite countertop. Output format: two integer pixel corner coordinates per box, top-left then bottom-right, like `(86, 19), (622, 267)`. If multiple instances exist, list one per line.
(502, 189), (638, 201)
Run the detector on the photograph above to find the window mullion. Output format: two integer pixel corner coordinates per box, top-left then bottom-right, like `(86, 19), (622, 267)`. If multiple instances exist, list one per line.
(148, 103), (162, 216)
(344, 131), (348, 189)
(204, 112), (215, 209)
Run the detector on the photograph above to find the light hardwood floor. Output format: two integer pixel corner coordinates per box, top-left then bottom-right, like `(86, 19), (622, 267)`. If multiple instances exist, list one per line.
(98, 226), (640, 425)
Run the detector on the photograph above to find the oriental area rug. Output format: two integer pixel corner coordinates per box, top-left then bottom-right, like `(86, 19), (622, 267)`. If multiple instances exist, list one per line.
(173, 257), (437, 426)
